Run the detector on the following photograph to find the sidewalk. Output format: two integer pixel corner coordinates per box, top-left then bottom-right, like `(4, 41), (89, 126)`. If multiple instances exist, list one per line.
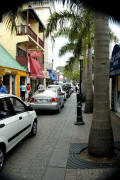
(64, 101), (120, 180)
(1, 93), (120, 180)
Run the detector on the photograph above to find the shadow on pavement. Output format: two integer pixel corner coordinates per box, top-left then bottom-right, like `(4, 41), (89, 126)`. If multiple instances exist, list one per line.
(36, 110), (59, 116)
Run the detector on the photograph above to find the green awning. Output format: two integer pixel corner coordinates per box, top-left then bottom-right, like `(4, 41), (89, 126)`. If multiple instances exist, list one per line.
(0, 44), (26, 71)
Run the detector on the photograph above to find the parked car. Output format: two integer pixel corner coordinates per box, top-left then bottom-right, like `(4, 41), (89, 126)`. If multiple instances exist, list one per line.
(62, 83), (72, 98)
(47, 84), (67, 101)
(0, 94), (37, 170)
(29, 88), (64, 113)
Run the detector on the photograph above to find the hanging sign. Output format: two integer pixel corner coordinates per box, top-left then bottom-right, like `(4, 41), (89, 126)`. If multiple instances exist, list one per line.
(30, 50), (42, 58)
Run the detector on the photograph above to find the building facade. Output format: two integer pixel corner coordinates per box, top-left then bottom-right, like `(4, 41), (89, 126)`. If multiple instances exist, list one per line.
(30, 1), (54, 88)
(110, 44), (120, 113)
(0, 4), (45, 97)
(0, 45), (27, 97)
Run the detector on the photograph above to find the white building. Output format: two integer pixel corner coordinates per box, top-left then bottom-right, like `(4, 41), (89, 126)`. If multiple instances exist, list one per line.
(30, 1), (54, 87)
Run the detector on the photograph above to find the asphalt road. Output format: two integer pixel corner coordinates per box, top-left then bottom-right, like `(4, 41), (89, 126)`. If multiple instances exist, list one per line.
(0, 93), (76, 180)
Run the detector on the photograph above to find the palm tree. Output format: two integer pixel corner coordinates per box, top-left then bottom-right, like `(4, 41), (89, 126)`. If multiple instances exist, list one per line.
(88, 12), (114, 157)
(46, 7), (94, 112)
(81, 9), (94, 113)
(3, 0), (116, 158)
(46, 2), (116, 157)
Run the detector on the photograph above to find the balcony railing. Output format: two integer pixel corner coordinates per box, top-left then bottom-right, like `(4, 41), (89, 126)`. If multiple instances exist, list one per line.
(17, 25), (44, 48)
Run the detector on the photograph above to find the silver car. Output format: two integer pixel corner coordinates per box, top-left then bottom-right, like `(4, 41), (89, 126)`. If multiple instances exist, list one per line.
(29, 88), (64, 113)
(47, 85), (67, 101)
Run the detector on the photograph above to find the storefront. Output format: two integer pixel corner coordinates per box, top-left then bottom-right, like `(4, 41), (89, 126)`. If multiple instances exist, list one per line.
(0, 45), (27, 97)
(110, 44), (120, 112)
(28, 56), (44, 92)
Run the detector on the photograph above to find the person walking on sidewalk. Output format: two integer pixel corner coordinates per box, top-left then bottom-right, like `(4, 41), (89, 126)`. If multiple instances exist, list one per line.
(20, 82), (26, 101)
(0, 81), (8, 94)
(75, 85), (78, 93)
(26, 83), (31, 101)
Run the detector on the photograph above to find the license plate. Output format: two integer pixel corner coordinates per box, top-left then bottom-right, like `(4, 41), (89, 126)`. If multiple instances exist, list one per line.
(37, 99), (47, 103)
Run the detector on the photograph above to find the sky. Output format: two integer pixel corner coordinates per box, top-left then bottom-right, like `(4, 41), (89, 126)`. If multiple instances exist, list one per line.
(52, 3), (120, 69)
(53, 37), (72, 69)
(51, 2), (72, 69)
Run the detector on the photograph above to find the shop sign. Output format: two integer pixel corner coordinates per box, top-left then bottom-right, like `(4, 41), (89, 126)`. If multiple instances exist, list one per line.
(110, 44), (120, 76)
(0, 69), (5, 76)
(30, 50), (42, 58)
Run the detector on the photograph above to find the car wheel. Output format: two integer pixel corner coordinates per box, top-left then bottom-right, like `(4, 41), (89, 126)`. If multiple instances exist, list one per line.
(30, 120), (37, 137)
(0, 147), (4, 171)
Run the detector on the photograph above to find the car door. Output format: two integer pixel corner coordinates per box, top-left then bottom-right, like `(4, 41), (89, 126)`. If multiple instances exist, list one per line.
(9, 97), (32, 140)
(0, 98), (19, 152)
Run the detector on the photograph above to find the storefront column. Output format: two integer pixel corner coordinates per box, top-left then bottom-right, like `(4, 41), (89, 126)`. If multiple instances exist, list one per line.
(9, 75), (12, 94)
(16, 74), (20, 98)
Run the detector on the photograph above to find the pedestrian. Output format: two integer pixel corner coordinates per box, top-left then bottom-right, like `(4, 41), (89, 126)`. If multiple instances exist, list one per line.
(26, 83), (31, 101)
(20, 82), (26, 101)
(75, 85), (78, 93)
(0, 81), (8, 94)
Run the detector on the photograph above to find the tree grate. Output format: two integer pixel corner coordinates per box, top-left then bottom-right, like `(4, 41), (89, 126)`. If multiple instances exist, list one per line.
(66, 142), (120, 169)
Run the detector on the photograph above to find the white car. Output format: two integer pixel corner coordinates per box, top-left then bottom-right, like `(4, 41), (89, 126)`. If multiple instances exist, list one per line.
(0, 94), (37, 170)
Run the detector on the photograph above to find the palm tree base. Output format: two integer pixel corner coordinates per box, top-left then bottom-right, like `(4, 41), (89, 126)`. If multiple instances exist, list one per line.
(80, 146), (120, 164)
(88, 127), (114, 157)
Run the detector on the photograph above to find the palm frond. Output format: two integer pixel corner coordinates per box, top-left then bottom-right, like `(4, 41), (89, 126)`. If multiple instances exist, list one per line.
(54, 27), (71, 38)
(64, 56), (77, 71)
(59, 42), (75, 56)
(45, 9), (83, 37)
(3, 8), (22, 33)
(109, 28), (119, 43)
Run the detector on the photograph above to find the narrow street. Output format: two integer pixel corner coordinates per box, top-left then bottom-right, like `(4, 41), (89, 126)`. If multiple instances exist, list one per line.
(1, 93), (120, 180)
(1, 93), (78, 180)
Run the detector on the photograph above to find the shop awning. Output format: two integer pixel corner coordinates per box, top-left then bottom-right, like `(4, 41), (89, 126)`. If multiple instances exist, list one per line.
(29, 57), (44, 79)
(0, 45), (26, 72)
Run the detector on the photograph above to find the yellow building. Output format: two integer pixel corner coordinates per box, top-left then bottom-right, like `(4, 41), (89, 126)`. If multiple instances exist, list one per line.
(0, 5), (45, 97)
(0, 44), (27, 97)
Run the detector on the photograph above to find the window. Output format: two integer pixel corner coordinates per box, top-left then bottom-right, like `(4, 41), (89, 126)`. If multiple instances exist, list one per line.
(16, 47), (27, 56)
(9, 97), (26, 114)
(0, 98), (14, 120)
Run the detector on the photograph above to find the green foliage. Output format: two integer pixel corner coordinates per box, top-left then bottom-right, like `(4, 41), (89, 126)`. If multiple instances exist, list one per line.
(109, 28), (119, 43)
(46, 4), (118, 73)
(64, 69), (80, 81)
(3, 8), (22, 34)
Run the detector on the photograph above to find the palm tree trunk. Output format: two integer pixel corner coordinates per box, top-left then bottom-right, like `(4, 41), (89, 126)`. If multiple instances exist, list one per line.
(84, 48), (93, 113)
(88, 12), (114, 157)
